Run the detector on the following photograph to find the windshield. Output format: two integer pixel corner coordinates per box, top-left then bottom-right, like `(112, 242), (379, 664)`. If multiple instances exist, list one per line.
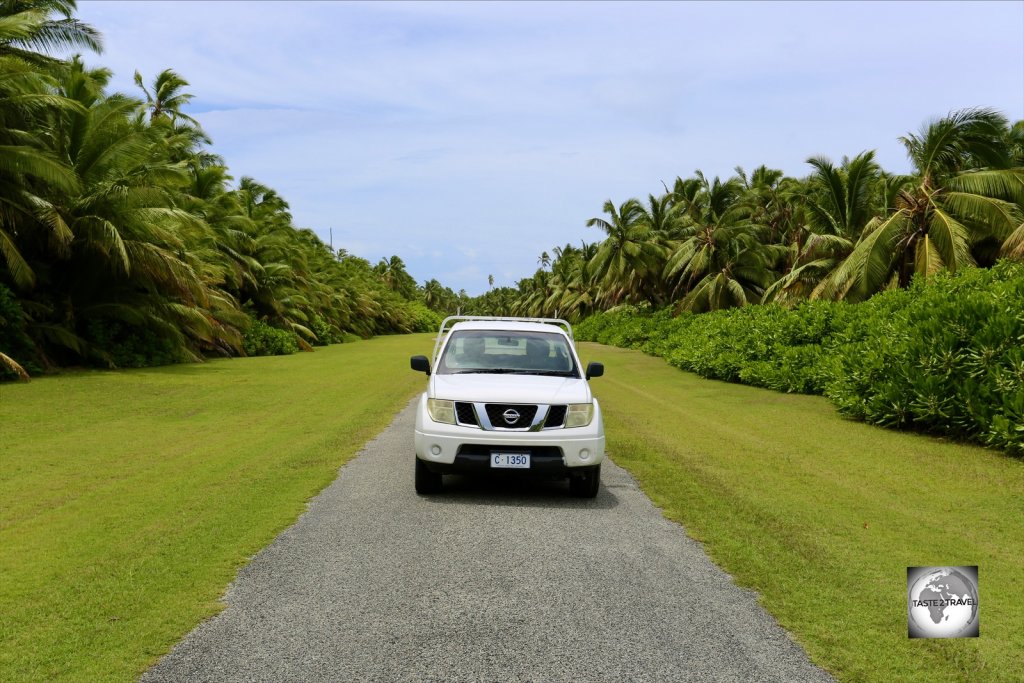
(437, 330), (579, 377)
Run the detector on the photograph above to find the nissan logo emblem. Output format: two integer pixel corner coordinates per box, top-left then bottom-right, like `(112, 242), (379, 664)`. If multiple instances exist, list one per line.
(502, 409), (520, 424)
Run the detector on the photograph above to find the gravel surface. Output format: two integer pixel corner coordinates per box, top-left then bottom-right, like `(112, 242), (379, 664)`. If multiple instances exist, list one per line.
(143, 399), (835, 683)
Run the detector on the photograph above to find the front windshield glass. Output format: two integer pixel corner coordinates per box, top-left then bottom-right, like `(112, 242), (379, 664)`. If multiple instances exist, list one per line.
(437, 330), (579, 377)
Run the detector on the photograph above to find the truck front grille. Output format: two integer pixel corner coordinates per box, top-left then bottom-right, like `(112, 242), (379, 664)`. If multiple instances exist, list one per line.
(544, 405), (567, 428)
(455, 402), (478, 426)
(484, 404), (537, 429)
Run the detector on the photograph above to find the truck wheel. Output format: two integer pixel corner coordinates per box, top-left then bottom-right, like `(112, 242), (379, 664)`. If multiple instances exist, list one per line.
(569, 464), (600, 498)
(415, 457), (442, 495)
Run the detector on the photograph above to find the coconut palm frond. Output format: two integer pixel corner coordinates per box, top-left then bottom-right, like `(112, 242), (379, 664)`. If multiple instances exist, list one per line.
(947, 168), (1024, 203)
(0, 144), (79, 192)
(942, 191), (1023, 241)
(0, 351), (30, 380)
(998, 222), (1024, 260)
(914, 234), (944, 277)
(0, 225), (36, 288)
(928, 207), (975, 271)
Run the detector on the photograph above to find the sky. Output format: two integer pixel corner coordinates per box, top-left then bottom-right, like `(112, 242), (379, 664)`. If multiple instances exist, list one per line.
(74, 1), (1023, 296)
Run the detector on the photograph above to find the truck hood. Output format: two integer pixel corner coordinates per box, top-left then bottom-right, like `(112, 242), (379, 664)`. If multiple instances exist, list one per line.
(430, 374), (591, 405)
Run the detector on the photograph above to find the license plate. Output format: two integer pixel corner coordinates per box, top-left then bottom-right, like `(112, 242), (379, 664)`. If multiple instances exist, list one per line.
(491, 452), (530, 469)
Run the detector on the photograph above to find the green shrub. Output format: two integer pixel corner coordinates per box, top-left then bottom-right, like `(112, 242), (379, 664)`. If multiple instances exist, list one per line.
(84, 319), (185, 368)
(242, 320), (300, 356)
(574, 311), (616, 342)
(576, 261), (1024, 454)
(310, 315), (338, 346)
(368, 297), (442, 336)
(824, 262), (1024, 453)
(406, 301), (442, 333)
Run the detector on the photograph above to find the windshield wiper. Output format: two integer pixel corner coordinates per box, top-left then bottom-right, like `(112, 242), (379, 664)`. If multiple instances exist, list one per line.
(527, 370), (577, 377)
(448, 370), (577, 376)
(447, 368), (577, 377)
(450, 369), (576, 377)
(448, 368), (524, 374)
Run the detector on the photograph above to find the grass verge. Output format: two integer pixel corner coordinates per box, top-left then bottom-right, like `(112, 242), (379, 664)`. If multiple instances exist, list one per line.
(581, 342), (1023, 683)
(0, 334), (434, 681)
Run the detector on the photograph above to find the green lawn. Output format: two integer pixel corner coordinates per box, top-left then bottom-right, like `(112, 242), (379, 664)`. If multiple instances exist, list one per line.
(0, 334), (434, 682)
(581, 342), (1024, 683)
(3, 337), (1021, 682)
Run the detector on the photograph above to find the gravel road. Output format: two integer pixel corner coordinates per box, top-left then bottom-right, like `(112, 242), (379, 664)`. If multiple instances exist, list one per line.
(143, 399), (834, 682)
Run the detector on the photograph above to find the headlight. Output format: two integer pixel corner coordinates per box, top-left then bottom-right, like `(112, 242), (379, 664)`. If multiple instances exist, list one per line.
(427, 399), (456, 424)
(564, 402), (594, 428)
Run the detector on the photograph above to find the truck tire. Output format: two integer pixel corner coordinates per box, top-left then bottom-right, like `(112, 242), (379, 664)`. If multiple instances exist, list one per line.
(569, 464), (600, 498)
(415, 457), (442, 495)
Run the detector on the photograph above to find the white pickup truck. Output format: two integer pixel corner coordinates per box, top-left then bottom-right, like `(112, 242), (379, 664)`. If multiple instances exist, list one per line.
(410, 316), (605, 497)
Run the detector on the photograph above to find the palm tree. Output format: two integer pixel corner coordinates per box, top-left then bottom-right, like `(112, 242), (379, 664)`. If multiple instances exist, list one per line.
(586, 198), (666, 305)
(764, 152), (882, 302)
(0, 0), (101, 68)
(803, 153), (881, 237)
(664, 171), (779, 310)
(639, 192), (682, 237)
(518, 269), (551, 317)
(815, 108), (1024, 301)
(134, 68), (198, 124)
(47, 59), (245, 361)
(735, 165), (799, 245)
(0, 2), (96, 290)
(374, 255), (417, 299)
(0, 57), (80, 288)
(422, 278), (451, 313)
(671, 227), (779, 312)
(540, 242), (599, 321)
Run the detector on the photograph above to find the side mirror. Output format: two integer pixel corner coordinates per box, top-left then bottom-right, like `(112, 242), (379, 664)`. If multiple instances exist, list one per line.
(585, 362), (604, 379)
(410, 355), (431, 375)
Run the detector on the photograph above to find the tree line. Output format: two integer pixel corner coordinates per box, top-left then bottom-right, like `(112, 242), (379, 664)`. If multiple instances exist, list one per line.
(1, 1), (439, 377)
(4, 2), (1022, 378)
(463, 110), (1023, 320)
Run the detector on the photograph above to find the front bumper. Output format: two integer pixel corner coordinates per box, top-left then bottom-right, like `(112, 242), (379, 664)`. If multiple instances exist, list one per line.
(414, 394), (605, 471)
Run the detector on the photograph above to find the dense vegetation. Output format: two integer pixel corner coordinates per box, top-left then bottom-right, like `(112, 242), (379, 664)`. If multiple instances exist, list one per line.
(0, 1), (441, 378)
(462, 111), (1022, 319)
(4, 3), (1021, 456)
(576, 262), (1024, 454)
(450, 75), (1023, 455)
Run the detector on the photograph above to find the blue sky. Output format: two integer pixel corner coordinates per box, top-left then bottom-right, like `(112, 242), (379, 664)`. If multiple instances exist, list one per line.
(75, 1), (1023, 295)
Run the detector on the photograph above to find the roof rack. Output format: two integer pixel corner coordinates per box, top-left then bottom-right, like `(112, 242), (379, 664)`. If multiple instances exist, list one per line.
(431, 316), (573, 363)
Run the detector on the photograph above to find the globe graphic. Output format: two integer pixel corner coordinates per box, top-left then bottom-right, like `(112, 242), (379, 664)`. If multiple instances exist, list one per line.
(909, 568), (979, 637)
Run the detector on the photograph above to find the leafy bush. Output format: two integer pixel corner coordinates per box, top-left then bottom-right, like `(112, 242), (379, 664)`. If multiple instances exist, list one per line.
(366, 296), (442, 336)
(824, 262), (1024, 453)
(242, 320), (300, 356)
(580, 301), (846, 393)
(84, 319), (185, 368)
(405, 301), (442, 333)
(576, 261), (1024, 454)
(310, 315), (339, 346)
